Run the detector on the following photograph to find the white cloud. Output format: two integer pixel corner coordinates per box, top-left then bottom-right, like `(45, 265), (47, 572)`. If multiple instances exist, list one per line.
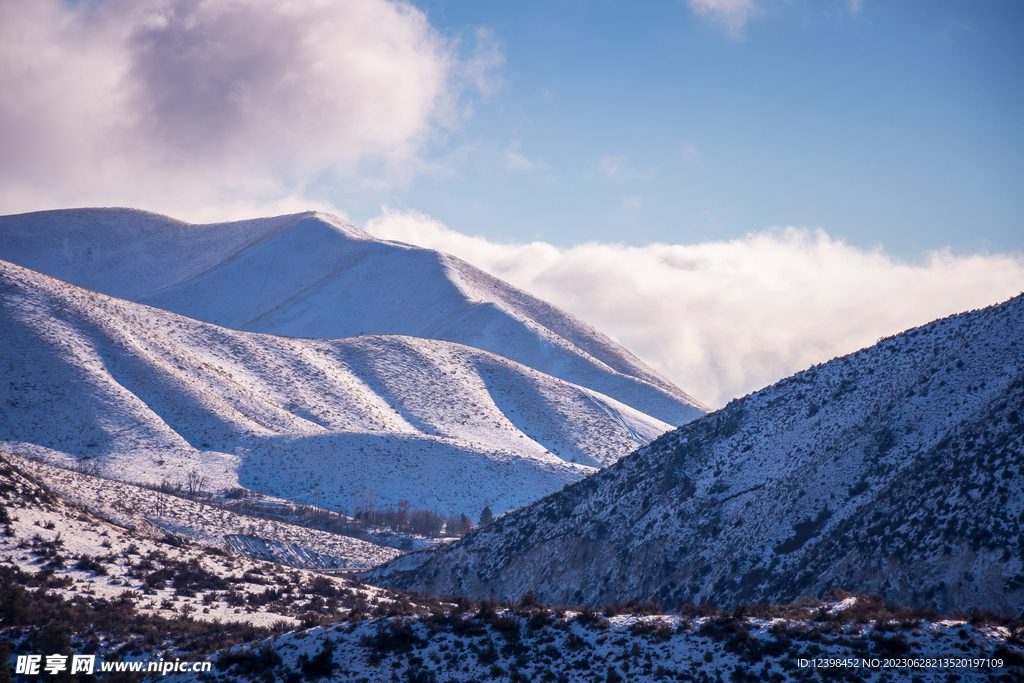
(0, 0), (497, 221)
(366, 209), (1024, 408)
(597, 155), (655, 181)
(503, 142), (557, 182)
(506, 148), (536, 172)
(506, 152), (534, 172)
(689, 0), (761, 37)
(457, 27), (505, 99)
(599, 156), (624, 179)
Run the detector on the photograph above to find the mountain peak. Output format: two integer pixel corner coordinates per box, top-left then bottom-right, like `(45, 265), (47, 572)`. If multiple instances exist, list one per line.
(0, 208), (706, 425)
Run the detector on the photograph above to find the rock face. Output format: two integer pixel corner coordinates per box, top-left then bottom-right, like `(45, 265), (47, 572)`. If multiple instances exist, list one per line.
(369, 294), (1024, 616)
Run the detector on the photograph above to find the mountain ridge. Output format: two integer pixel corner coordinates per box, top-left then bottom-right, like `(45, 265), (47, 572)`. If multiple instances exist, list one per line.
(0, 207), (705, 426)
(0, 258), (675, 518)
(367, 293), (1024, 616)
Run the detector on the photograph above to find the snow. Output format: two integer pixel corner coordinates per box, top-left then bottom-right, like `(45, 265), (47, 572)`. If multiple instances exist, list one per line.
(0, 452), (393, 629)
(374, 292), (1024, 615)
(3, 447), (1021, 682)
(0, 258), (670, 518)
(16, 455), (402, 570)
(165, 606), (1024, 683)
(224, 536), (349, 570)
(0, 207), (706, 426)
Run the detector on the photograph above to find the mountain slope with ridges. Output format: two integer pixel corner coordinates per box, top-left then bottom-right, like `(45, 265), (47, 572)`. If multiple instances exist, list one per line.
(369, 294), (1024, 616)
(0, 207), (706, 426)
(0, 259), (672, 518)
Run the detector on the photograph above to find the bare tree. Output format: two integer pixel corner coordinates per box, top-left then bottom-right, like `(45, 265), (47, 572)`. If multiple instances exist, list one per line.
(72, 456), (102, 478)
(185, 469), (208, 497)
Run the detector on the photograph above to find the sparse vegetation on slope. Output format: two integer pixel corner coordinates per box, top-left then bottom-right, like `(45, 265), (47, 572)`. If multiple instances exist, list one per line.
(167, 592), (1023, 683)
(0, 452), (408, 667)
(370, 294), (1024, 616)
(15, 455), (404, 571)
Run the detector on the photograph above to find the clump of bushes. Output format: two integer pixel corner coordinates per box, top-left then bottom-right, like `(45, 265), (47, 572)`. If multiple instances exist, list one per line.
(215, 642), (283, 676)
(360, 619), (423, 661)
(298, 638), (336, 679)
(628, 619), (673, 642)
(75, 554), (108, 576)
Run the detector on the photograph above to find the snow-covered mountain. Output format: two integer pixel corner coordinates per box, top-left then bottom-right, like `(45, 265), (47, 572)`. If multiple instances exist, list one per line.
(0, 208), (705, 426)
(369, 294), (1024, 616)
(0, 259), (676, 518)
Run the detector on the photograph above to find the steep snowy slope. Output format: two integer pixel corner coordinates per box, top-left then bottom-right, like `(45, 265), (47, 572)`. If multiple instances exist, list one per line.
(370, 294), (1024, 616)
(0, 259), (671, 518)
(0, 208), (705, 425)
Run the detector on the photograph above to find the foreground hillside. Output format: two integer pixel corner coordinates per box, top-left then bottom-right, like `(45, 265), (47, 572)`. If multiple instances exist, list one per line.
(0, 259), (671, 517)
(0, 207), (706, 426)
(16, 454), (403, 571)
(0, 450), (394, 641)
(4, 450), (1020, 682)
(370, 294), (1024, 616)
(166, 599), (1024, 683)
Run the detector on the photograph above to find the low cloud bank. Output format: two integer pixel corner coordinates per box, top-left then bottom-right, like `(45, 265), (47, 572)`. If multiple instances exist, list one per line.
(367, 209), (1024, 407)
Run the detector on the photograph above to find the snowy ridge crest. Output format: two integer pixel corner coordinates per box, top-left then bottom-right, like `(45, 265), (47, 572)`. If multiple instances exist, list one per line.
(0, 207), (706, 426)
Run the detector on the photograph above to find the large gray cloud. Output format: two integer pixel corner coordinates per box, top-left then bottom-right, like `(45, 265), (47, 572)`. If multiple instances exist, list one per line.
(0, 0), (480, 219)
(367, 209), (1024, 407)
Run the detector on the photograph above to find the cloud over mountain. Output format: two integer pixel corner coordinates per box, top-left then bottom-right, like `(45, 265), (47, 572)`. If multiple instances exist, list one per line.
(367, 209), (1024, 407)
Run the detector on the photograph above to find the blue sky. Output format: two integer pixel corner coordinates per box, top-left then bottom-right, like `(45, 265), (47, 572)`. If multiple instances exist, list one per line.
(333, 0), (1023, 257)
